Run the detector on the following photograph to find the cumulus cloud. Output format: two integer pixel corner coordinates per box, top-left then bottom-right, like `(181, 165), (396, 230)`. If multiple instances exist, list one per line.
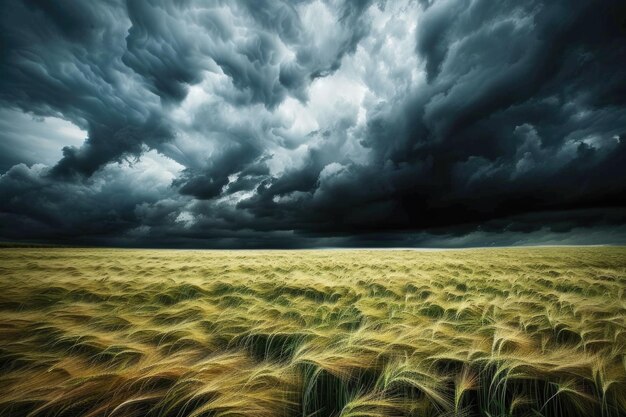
(0, 0), (625, 247)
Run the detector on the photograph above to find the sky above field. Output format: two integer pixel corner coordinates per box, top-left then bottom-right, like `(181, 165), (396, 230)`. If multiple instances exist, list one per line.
(1, 1), (626, 248)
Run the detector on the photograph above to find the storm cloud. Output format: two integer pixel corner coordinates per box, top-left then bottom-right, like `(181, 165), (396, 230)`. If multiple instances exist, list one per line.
(1, 0), (625, 247)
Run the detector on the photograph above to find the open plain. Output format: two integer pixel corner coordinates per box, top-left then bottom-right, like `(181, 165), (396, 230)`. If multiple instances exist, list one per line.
(0, 247), (625, 417)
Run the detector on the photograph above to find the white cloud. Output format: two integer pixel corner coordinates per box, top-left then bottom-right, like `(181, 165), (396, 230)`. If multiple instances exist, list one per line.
(0, 108), (87, 169)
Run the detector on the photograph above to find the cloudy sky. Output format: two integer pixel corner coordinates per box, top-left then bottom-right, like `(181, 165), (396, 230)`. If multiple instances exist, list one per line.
(1, 0), (625, 248)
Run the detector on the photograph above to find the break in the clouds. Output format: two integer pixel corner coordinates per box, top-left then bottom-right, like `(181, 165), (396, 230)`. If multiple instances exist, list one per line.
(1, 0), (626, 248)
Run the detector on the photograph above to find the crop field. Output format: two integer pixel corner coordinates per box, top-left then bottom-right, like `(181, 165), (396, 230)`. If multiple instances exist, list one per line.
(0, 247), (625, 417)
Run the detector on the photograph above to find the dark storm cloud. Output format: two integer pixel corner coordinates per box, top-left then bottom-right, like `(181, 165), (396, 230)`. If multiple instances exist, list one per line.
(0, 1), (174, 179)
(122, 1), (207, 102)
(231, 0), (626, 242)
(1, 0), (626, 247)
(0, 151), (185, 243)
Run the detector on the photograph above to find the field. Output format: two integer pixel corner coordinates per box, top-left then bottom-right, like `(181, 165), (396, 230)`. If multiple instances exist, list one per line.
(0, 247), (625, 417)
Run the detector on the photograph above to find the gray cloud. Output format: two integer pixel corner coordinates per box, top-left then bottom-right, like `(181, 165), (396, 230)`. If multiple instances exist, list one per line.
(1, 0), (625, 247)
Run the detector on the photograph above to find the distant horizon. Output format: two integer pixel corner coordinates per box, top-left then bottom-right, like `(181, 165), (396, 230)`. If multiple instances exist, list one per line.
(1, 240), (623, 251)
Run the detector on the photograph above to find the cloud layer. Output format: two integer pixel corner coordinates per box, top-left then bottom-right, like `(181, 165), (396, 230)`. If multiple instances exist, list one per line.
(1, 0), (626, 247)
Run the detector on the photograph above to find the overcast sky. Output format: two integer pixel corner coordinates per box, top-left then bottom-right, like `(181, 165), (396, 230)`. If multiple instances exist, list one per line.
(1, 0), (625, 248)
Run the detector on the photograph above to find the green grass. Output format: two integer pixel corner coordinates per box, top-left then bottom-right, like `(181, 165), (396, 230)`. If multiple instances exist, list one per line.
(0, 247), (625, 417)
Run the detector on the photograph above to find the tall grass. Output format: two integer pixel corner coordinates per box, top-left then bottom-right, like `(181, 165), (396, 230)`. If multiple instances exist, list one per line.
(0, 247), (625, 417)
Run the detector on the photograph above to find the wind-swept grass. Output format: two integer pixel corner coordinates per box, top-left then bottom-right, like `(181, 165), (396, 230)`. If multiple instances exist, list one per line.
(0, 247), (625, 416)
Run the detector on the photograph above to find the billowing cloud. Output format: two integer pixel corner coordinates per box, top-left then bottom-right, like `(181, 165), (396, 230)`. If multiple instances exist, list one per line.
(1, 0), (625, 247)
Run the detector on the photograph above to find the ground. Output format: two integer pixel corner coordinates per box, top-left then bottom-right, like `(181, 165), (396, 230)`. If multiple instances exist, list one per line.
(0, 247), (625, 417)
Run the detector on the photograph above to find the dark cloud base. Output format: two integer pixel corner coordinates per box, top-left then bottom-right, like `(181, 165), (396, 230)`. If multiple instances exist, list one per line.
(1, 0), (626, 248)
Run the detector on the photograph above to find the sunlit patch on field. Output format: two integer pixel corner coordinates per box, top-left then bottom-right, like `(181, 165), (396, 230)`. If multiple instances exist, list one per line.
(0, 247), (625, 417)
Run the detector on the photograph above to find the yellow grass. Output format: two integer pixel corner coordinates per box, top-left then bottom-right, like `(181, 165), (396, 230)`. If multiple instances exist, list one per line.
(0, 247), (625, 417)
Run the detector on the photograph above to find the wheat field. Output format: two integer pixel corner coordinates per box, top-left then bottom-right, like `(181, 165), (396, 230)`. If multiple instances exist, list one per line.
(0, 247), (625, 417)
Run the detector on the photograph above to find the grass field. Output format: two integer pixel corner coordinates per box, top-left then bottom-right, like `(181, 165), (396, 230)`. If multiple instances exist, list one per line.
(0, 247), (625, 417)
